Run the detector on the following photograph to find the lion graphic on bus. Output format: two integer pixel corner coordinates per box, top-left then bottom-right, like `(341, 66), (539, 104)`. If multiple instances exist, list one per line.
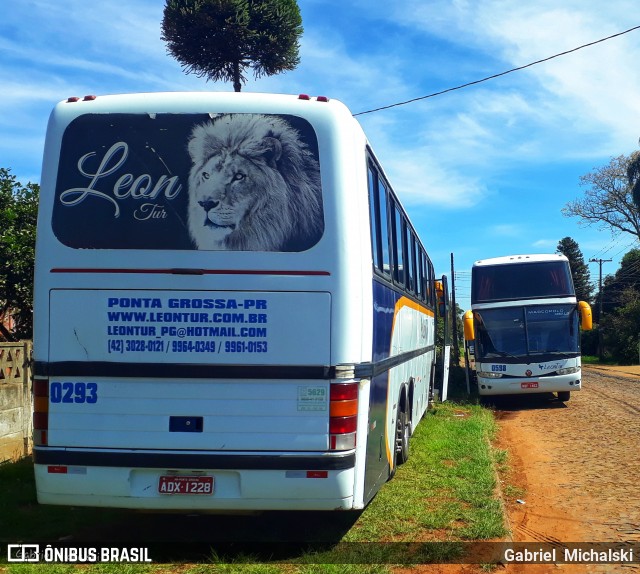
(186, 114), (323, 252)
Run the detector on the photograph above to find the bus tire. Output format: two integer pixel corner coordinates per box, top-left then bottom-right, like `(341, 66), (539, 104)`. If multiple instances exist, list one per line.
(557, 391), (570, 402)
(395, 400), (410, 465)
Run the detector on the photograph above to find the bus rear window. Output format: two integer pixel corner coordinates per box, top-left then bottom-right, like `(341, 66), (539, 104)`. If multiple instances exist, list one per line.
(472, 261), (574, 303)
(52, 113), (324, 251)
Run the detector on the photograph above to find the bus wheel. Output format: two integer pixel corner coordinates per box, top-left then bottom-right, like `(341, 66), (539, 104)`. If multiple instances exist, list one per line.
(557, 391), (570, 402)
(395, 401), (410, 465)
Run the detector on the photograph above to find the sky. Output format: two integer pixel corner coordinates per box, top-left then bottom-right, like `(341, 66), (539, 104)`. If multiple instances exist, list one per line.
(2, 0), (640, 310)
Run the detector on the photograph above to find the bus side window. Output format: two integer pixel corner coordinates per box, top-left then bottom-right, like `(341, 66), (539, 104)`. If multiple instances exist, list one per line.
(413, 233), (419, 294)
(378, 180), (391, 277)
(407, 230), (417, 293)
(427, 259), (435, 307)
(391, 202), (404, 285)
(367, 166), (382, 271)
(367, 161), (392, 278)
(421, 253), (427, 302)
(417, 248), (424, 300)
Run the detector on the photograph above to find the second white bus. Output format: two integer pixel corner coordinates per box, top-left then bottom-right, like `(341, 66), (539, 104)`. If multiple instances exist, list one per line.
(464, 254), (592, 401)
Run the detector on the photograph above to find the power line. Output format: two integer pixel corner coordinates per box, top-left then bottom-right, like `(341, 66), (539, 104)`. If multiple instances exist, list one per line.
(589, 238), (637, 266)
(611, 239), (639, 259)
(353, 24), (640, 117)
(589, 257), (640, 297)
(588, 237), (620, 260)
(603, 259), (640, 285)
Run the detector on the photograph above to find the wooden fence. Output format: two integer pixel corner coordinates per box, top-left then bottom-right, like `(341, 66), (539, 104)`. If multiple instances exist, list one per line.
(0, 341), (33, 462)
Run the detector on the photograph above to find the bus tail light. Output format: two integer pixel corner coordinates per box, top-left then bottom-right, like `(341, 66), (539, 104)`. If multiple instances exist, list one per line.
(33, 378), (49, 446)
(329, 383), (358, 451)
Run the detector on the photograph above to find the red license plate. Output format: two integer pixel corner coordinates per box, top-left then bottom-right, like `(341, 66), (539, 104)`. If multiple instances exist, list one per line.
(521, 382), (539, 389)
(158, 475), (214, 495)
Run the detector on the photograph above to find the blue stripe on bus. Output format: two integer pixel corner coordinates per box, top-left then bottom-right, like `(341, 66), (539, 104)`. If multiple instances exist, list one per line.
(364, 279), (435, 503)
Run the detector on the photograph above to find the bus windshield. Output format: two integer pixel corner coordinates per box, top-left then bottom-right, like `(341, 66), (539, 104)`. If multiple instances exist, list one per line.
(472, 261), (574, 303)
(475, 304), (579, 361)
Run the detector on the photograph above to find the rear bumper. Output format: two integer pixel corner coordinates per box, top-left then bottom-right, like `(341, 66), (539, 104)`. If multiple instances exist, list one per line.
(34, 448), (356, 511)
(33, 447), (355, 470)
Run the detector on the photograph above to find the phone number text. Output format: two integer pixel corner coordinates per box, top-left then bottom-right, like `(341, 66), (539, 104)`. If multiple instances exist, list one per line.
(107, 339), (269, 354)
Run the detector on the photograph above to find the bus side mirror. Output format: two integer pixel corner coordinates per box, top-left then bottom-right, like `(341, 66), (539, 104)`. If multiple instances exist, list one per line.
(578, 301), (592, 331)
(435, 280), (445, 316)
(463, 310), (475, 341)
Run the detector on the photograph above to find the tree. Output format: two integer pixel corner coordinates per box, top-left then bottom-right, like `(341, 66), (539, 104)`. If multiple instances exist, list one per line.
(562, 154), (640, 240)
(557, 237), (593, 304)
(597, 248), (640, 318)
(629, 147), (640, 208)
(601, 288), (640, 364)
(593, 249), (640, 362)
(0, 168), (39, 340)
(161, 0), (303, 92)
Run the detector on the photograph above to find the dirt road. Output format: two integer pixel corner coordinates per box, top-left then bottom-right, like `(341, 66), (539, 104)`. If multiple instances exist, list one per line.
(495, 367), (640, 573)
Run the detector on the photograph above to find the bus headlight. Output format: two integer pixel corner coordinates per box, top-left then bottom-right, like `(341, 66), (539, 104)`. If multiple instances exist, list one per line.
(556, 366), (579, 375)
(477, 371), (503, 378)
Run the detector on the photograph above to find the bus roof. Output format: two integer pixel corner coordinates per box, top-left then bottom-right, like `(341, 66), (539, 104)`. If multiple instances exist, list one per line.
(48, 91), (355, 125)
(472, 253), (568, 268)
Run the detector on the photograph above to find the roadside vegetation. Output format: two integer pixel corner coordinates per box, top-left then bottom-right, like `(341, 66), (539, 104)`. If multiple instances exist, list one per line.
(581, 355), (618, 365)
(1, 391), (506, 572)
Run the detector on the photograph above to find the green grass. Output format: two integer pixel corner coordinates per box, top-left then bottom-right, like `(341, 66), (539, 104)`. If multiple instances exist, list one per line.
(581, 355), (618, 365)
(296, 401), (507, 567)
(1, 400), (507, 572)
(342, 401), (505, 544)
(0, 457), (126, 543)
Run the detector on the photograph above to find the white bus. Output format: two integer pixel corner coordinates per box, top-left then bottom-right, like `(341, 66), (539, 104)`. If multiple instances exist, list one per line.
(33, 92), (442, 511)
(463, 254), (592, 401)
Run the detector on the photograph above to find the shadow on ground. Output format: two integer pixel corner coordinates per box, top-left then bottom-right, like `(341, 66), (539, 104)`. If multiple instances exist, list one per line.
(481, 392), (568, 413)
(66, 509), (362, 562)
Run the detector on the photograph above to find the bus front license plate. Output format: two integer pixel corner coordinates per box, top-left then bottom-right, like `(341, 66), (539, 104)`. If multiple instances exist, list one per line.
(521, 382), (538, 389)
(158, 476), (214, 495)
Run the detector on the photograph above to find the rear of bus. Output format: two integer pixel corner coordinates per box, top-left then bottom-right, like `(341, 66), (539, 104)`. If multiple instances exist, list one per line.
(33, 92), (374, 511)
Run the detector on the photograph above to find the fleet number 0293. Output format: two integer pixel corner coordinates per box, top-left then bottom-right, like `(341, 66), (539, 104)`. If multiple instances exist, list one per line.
(50, 382), (98, 403)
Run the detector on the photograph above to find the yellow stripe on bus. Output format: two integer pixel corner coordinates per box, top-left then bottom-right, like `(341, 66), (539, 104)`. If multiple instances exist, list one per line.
(385, 296), (434, 472)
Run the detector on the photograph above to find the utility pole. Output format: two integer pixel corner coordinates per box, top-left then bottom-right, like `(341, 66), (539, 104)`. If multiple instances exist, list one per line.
(589, 258), (612, 360)
(589, 258), (612, 321)
(450, 253), (459, 365)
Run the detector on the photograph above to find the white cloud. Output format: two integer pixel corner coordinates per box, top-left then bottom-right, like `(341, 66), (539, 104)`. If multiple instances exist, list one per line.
(484, 4), (640, 155)
(360, 0), (640, 160)
(532, 239), (558, 249)
(357, 110), (488, 208)
(313, 0), (640, 220)
(384, 150), (486, 208)
(489, 224), (523, 237)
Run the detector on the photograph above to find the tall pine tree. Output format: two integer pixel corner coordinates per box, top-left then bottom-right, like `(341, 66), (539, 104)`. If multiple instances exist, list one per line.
(161, 0), (303, 92)
(557, 237), (593, 303)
